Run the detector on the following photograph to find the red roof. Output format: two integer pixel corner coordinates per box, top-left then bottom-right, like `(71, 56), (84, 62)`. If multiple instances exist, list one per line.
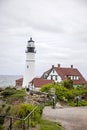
(16, 78), (23, 82)
(55, 67), (86, 85)
(31, 78), (54, 88)
(41, 66), (87, 85)
(15, 78), (23, 86)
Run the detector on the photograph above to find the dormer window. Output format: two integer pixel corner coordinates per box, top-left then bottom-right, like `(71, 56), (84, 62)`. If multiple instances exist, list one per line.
(76, 76), (79, 80)
(53, 69), (55, 73)
(44, 73), (48, 79)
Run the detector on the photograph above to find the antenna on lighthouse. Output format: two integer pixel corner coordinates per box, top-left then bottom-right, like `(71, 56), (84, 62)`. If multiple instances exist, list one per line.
(22, 37), (36, 88)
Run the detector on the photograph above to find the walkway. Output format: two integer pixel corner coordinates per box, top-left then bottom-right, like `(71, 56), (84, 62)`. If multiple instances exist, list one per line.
(42, 106), (87, 130)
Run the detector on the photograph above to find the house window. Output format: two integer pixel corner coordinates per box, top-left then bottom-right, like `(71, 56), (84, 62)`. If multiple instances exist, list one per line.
(68, 76), (71, 80)
(70, 76), (73, 80)
(76, 76), (79, 80)
(73, 76), (79, 80)
(51, 75), (53, 80)
(44, 73), (48, 79)
(55, 76), (57, 81)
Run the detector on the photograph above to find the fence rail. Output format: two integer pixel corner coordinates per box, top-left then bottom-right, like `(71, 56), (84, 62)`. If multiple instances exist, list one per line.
(0, 104), (43, 130)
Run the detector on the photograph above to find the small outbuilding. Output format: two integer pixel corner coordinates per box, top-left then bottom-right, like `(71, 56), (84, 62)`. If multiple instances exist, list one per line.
(15, 78), (23, 89)
(29, 78), (54, 90)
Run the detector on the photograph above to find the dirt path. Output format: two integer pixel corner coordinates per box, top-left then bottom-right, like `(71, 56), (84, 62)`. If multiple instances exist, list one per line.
(42, 106), (87, 130)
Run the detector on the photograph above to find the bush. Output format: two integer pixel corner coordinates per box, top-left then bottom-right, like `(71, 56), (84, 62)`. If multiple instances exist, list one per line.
(6, 106), (11, 114)
(40, 83), (87, 106)
(40, 84), (54, 93)
(13, 120), (22, 129)
(0, 116), (5, 124)
(1, 88), (27, 104)
(62, 79), (73, 89)
(1, 87), (16, 97)
(34, 106), (43, 123)
(0, 125), (4, 130)
(55, 85), (68, 101)
(65, 91), (75, 101)
(69, 100), (87, 107)
(12, 103), (43, 129)
(12, 104), (35, 118)
(12, 103), (43, 119)
(0, 104), (12, 116)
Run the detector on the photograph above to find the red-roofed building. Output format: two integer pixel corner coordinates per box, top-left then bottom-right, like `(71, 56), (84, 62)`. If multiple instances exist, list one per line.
(15, 78), (23, 89)
(29, 78), (54, 90)
(15, 64), (87, 88)
(41, 64), (87, 86)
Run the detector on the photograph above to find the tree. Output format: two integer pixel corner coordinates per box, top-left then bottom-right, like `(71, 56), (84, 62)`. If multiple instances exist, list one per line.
(63, 78), (73, 89)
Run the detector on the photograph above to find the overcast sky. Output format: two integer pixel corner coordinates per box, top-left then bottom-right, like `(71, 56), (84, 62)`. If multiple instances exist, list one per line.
(0, 0), (87, 79)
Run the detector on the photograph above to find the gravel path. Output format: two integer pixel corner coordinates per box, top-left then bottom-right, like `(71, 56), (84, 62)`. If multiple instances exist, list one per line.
(42, 106), (87, 130)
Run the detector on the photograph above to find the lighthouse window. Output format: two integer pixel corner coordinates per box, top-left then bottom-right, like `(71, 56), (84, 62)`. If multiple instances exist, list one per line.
(27, 65), (29, 68)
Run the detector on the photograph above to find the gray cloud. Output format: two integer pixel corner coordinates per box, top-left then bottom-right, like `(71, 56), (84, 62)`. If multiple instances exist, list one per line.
(0, 0), (87, 79)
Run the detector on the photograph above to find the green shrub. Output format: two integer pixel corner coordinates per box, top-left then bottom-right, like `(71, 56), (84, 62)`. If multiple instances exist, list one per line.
(34, 111), (41, 123)
(13, 120), (22, 129)
(63, 79), (73, 89)
(65, 91), (74, 101)
(2, 104), (6, 108)
(40, 83), (87, 106)
(55, 86), (68, 101)
(0, 125), (4, 130)
(6, 106), (11, 114)
(1, 87), (16, 97)
(40, 84), (54, 93)
(31, 121), (36, 127)
(12, 103), (43, 119)
(69, 100), (87, 107)
(12, 104), (43, 128)
(12, 104), (35, 118)
(0, 116), (5, 125)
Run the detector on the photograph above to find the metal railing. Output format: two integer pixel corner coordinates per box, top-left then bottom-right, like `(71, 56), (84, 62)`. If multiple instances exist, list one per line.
(23, 105), (39, 130)
(0, 104), (43, 130)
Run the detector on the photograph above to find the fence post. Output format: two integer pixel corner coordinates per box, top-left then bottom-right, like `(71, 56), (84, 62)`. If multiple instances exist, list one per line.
(23, 120), (25, 130)
(33, 111), (35, 121)
(9, 117), (12, 130)
(28, 117), (29, 129)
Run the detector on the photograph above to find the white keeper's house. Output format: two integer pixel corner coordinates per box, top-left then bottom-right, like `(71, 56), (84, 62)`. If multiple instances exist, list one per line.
(41, 64), (87, 86)
(15, 38), (87, 89)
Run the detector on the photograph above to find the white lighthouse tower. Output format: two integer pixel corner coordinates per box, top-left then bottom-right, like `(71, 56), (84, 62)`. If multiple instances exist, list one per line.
(23, 37), (36, 88)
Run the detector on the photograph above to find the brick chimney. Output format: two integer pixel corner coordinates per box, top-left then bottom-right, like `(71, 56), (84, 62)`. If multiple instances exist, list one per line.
(52, 65), (54, 68)
(71, 65), (73, 68)
(58, 64), (60, 68)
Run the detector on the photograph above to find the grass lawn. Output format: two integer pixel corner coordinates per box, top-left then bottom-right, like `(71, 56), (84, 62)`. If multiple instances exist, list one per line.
(39, 119), (63, 130)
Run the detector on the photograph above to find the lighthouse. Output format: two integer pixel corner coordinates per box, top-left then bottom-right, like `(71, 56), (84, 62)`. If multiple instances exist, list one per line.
(23, 37), (36, 88)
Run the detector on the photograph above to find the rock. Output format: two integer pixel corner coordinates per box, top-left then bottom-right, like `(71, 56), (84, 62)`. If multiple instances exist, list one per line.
(56, 103), (63, 108)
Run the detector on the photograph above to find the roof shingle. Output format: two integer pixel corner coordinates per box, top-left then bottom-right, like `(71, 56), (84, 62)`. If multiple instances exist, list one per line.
(31, 78), (54, 88)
